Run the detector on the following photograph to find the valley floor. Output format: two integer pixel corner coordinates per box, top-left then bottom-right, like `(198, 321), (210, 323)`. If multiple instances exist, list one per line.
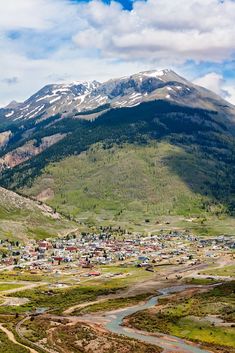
(0, 253), (234, 353)
(0, 228), (234, 353)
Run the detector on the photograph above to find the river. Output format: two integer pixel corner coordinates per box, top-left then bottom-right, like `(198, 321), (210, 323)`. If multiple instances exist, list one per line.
(105, 285), (211, 353)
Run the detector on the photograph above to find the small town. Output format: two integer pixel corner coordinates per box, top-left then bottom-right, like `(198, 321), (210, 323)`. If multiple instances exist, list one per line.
(1, 229), (234, 284)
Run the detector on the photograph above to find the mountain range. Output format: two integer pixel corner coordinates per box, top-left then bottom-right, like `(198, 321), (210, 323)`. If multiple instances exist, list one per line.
(0, 69), (235, 236)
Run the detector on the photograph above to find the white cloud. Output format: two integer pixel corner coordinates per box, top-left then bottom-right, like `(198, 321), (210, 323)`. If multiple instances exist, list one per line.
(0, 0), (78, 31)
(73, 0), (235, 63)
(223, 85), (235, 105)
(0, 0), (235, 105)
(193, 72), (235, 105)
(193, 73), (226, 96)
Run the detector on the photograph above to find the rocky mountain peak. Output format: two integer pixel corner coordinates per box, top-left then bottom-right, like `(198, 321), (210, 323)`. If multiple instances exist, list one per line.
(4, 100), (22, 110)
(1, 69), (234, 123)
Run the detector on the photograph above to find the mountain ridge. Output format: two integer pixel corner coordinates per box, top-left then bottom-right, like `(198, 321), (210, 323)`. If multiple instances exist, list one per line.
(1, 69), (234, 126)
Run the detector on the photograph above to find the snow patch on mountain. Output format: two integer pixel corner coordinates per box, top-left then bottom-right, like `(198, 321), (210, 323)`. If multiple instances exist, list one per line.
(5, 110), (14, 117)
(2, 69), (234, 123)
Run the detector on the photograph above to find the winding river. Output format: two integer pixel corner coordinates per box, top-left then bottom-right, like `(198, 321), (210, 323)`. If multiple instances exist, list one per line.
(104, 285), (211, 353)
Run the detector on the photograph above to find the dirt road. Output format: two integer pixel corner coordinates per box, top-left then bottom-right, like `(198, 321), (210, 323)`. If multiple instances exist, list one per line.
(0, 323), (39, 353)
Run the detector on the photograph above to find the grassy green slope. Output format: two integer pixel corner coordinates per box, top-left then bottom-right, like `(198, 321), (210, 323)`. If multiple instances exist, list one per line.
(0, 187), (74, 241)
(22, 141), (225, 225)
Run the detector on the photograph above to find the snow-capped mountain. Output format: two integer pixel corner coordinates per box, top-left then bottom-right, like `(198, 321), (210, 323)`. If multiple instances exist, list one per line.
(1, 69), (235, 123)
(2, 80), (100, 122)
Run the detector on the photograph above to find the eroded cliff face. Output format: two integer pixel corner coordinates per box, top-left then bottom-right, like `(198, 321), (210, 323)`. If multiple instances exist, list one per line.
(0, 133), (66, 170)
(0, 130), (12, 149)
(0, 185), (58, 217)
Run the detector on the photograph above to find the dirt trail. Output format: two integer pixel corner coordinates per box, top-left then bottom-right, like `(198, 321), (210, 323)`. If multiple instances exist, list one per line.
(64, 298), (105, 315)
(63, 294), (121, 315)
(1, 281), (47, 295)
(0, 323), (39, 353)
(16, 316), (55, 353)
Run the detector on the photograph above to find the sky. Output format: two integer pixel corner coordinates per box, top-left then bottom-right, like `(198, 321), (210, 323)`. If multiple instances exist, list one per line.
(0, 0), (235, 106)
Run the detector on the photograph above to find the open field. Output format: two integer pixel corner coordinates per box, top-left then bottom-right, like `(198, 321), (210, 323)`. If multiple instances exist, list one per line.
(202, 265), (235, 277)
(0, 271), (49, 283)
(0, 283), (125, 315)
(184, 278), (220, 285)
(0, 283), (25, 292)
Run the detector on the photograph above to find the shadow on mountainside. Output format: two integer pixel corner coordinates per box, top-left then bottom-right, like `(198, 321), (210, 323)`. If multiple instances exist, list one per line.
(1, 100), (235, 215)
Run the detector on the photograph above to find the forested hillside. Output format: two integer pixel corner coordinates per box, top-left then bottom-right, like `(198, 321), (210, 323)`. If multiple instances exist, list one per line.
(0, 100), (234, 226)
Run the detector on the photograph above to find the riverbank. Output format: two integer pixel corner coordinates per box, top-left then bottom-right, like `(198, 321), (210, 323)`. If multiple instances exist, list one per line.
(13, 284), (215, 353)
(125, 282), (235, 353)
